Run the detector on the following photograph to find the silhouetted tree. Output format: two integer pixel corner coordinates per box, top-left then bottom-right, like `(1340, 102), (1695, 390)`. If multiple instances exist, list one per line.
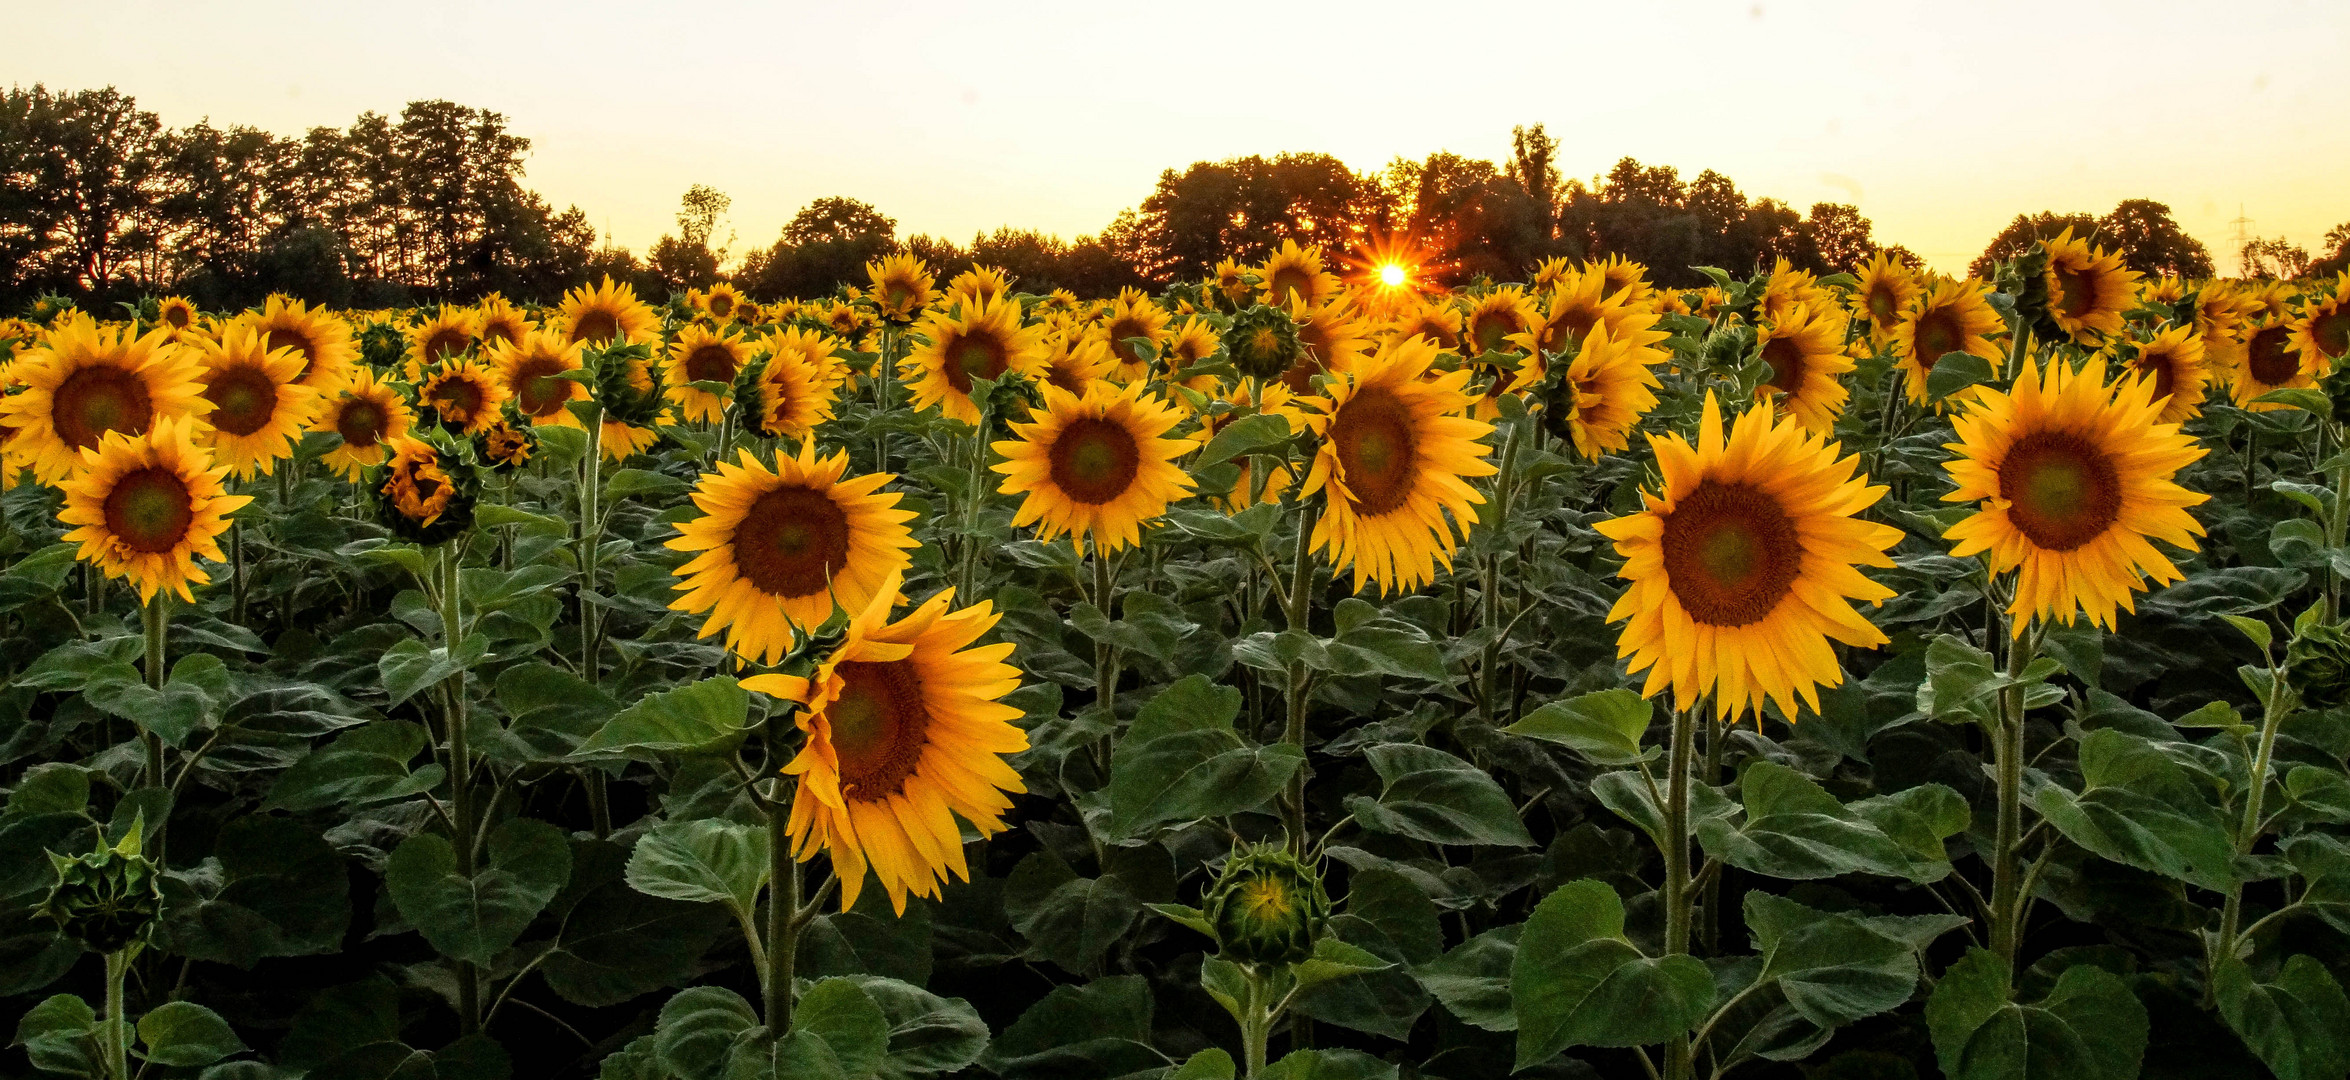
(2098, 199), (2213, 278)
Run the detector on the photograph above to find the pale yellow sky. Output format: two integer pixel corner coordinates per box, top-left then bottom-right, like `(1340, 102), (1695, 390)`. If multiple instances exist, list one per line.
(13, 0), (2346, 276)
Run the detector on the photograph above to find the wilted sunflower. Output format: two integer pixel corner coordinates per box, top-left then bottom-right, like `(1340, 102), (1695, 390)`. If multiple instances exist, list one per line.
(418, 360), (510, 436)
(2290, 275), (2350, 369)
(1851, 251), (1922, 338)
(1, 321), (211, 484)
(1528, 322), (1661, 460)
(2119, 325), (2209, 424)
(1891, 277), (2005, 405)
(488, 330), (590, 427)
(1037, 334), (1116, 397)
(313, 367), (413, 480)
(373, 436), (479, 545)
(902, 294), (1049, 424)
(1257, 240), (1338, 309)
(2042, 229), (2140, 344)
(2229, 317), (2322, 410)
(475, 419), (536, 473)
(59, 416), (250, 604)
(866, 254), (937, 325)
(668, 444), (918, 665)
(191, 324), (320, 479)
(742, 571), (1027, 915)
(1162, 317), (1221, 393)
(991, 380), (1196, 553)
(1595, 394), (1901, 720)
(1098, 288), (1173, 383)
(238, 295), (355, 392)
(155, 296), (200, 333)
(943, 265), (1013, 311)
(404, 305), (479, 377)
(665, 325), (752, 423)
(1943, 356), (2207, 633)
(1754, 302), (1855, 434)
(474, 294), (533, 348)
(557, 276), (660, 346)
(1299, 335), (1496, 594)
(1283, 297), (1372, 394)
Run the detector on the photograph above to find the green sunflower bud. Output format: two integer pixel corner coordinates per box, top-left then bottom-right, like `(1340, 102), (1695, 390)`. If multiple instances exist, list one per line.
(1223, 305), (1303, 384)
(42, 821), (162, 954)
(1202, 843), (1329, 966)
(2288, 620), (2350, 710)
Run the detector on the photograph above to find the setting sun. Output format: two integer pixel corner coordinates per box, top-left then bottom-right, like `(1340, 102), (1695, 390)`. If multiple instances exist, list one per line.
(1377, 262), (1407, 287)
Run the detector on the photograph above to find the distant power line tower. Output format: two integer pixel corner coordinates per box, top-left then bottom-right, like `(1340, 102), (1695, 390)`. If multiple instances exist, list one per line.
(2230, 204), (2253, 276)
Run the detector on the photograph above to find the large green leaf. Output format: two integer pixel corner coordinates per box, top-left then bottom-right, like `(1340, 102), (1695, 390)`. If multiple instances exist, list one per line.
(377, 633), (488, 709)
(159, 816), (351, 966)
(2033, 727), (2238, 890)
(1505, 689), (1656, 766)
(2215, 955), (2350, 1080)
(795, 978), (891, 1080)
(1108, 675), (1303, 837)
(1259, 1048), (1398, 1080)
(135, 1001), (246, 1068)
(1511, 879), (1713, 1067)
(1696, 761), (1965, 882)
(1343, 743), (1535, 847)
(574, 677), (749, 759)
(626, 818), (770, 919)
(542, 864), (728, 1008)
(1742, 892), (1966, 1030)
(977, 975), (1160, 1079)
(655, 986), (761, 1080)
(1414, 924), (1521, 1031)
(262, 720), (445, 812)
(385, 819), (572, 965)
(13, 994), (99, 1078)
(844, 976), (988, 1080)
(492, 662), (621, 762)
(1925, 949), (2148, 1080)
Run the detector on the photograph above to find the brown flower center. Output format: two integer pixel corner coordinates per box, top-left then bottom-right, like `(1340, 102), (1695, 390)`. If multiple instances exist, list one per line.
(422, 327), (471, 364)
(1761, 335), (1808, 394)
(571, 310), (619, 344)
(161, 303), (193, 330)
(1660, 480), (1801, 627)
(2247, 325), (2298, 386)
(683, 344), (738, 385)
(2311, 311), (2349, 361)
(102, 466), (194, 554)
(2133, 349), (2178, 404)
(429, 376), (485, 421)
(1999, 431), (2121, 551)
(826, 659), (931, 799)
(511, 357), (571, 417)
(2053, 264), (2100, 321)
(337, 400), (388, 448)
(1866, 284), (1898, 324)
(1328, 386), (1418, 516)
(707, 293), (734, 318)
(731, 485), (851, 599)
(1268, 267), (1313, 305)
(53, 365), (155, 449)
(1913, 306), (1963, 364)
(1048, 417), (1142, 505)
(945, 328), (1009, 393)
(203, 364), (279, 437)
(265, 328), (318, 380)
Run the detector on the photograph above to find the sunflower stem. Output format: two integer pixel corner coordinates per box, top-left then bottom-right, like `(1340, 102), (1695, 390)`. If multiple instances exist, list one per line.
(141, 594), (169, 790)
(874, 326), (897, 473)
(437, 545), (481, 1034)
(1663, 703), (1697, 1080)
(2213, 649), (2292, 983)
(579, 406), (605, 686)
(1093, 537), (1119, 723)
(104, 945), (133, 1080)
(764, 764), (800, 1036)
(1987, 618), (2039, 974)
(2327, 425), (2348, 621)
(1282, 500), (1319, 854)
(1479, 417), (1524, 723)
(230, 517), (247, 626)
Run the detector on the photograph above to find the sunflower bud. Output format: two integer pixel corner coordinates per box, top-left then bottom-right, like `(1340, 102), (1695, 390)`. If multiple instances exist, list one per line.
(2288, 619), (2350, 710)
(43, 822), (162, 954)
(371, 436), (480, 546)
(1223, 306), (1303, 384)
(1537, 368), (1581, 446)
(1202, 843), (1329, 966)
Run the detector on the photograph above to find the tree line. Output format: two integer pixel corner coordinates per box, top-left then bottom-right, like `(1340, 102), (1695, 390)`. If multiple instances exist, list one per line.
(6, 87), (2343, 312)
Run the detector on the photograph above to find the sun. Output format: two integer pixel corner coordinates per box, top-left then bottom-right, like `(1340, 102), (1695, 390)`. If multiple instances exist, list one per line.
(1378, 263), (1407, 288)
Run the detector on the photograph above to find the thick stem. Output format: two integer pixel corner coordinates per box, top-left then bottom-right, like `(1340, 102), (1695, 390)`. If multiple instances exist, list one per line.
(1093, 540), (1118, 721)
(1282, 502), (1320, 853)
(579, 409), (604, 685)
(1987, 623), (2035, 971)
(438, 547), (481, 1034)
(1479, 419), (1523, 723)
(765, 778), (800, 1035)
(141, 595), (169, 790)
(2214, 662), (2293, 972)
(2327, 432), (2349, 621)
(1663, 705), (1697, 1080)
(1700, 712), (1725, 956)
(874, 327), (897, 473)
(230, 518), (247, 626)
(105, 947), (132, 1080)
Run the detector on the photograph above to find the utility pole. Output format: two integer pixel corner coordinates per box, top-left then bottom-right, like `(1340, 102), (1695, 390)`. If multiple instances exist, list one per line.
(2229, 204), (2253, 277)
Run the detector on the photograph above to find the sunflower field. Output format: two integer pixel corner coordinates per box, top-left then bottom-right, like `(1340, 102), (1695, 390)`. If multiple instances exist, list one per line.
(4, 235), (2350, 1080)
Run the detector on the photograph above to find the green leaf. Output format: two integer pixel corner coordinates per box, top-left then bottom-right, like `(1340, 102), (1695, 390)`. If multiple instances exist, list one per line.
(656, 986), (761, 1080)
(1343, 743), (1535, 847)
(1194, 412), (1293, 468)
(263, 720), (446, 812)
(1918, 634), (2001, 725)
(377, 633), (489, 709)
(158, 816), (351, 967)
(574, 677), (749, 759)
(801, 891), (933, 985)
(82, 655), (224, 747)
(492, 663), (622, 762)
(13, 994), (99, 1078)
(1170, 1048), (1237, 1080)
(1414, 924), (1521, 1031)
(385, 819), (572, 965)
(607, 468), (691, 500)
(978, 975), (1160, 1079)
(1003, 850), (1142, 974)
(796, 978), (890, 1080)
(721, 1030), (848, 1080)
(626, 818), (770, 919)
(842, 976), (988, 1079)
(1744, 892), (1964, 1030)
(1926, 352), (1997, 401)
(1696, 761), (1967, 883)
(1511, 879), (1713, 1067)
(7, 763), (88, 817)
(1506, 689), (1655, 766)
(1925, 949), (2148, 1080)
(2032, 727), (2238, 890)
(1109, 676), (1302, 837)
(2222, 614), (2277, 651)
(542, 844), (728, 1008)
(1259, 1048), (1398, 1080)
(136, 1002), (246, 1068)
(2257, 387), (2332, 415)
(2215, 955), (2350, 1080)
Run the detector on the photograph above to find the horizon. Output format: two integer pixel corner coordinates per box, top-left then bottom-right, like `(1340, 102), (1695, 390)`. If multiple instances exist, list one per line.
(15, 0), (2346, 278)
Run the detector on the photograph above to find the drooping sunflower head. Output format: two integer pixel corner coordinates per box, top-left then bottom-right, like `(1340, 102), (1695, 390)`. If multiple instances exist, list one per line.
(991, 380), (1198, 553)
(313, 367), (413, 481)
(191, 323), (322, 479)
(558, 276), (660, 346)
(1299, 334), (1497, 594)
(58, 415), (251, 605)
(865, 254), (937, 325)
(1891, 277), (2006, 405)
(404, 305), (480, 377)
(1942, 356), (2208, 634)
(473, 294), (533, 348)
(1852, 250), (1923, 335)
(2041, 229), (2141, 344)
(371, 436), (480, 546)
(417, 360), (511, 436)
(1753, 302), (1855, 434)
(237, 295), (356, 392)
(1596, 395), (1902, 720)
(1097, 288), (1173, 382)
(1256, 240), (1338, 310)
(740, 571), (1030, 914)
(474, 418), (537, 474)
(2118, 325), (2210, 424)
(902, 294), (1050, 425)
(488, 329), (590, 427)
(0, 320), (212, 484)
(664, 324), (752, 424)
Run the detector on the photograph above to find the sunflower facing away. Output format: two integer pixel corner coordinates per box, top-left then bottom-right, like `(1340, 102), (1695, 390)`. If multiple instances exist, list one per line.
(1098, 288), (1173, 383)
(557, 276), (660, 346)
(489, 330), (590, 426)
(2119, 325), (2209, 424)
(1891, 277), (2005, 405)
(741, 570), (1027, 915)
(1527, 322), (1661, 461)
(866, 254), (938, 325)
(314, 367), (413, 480)
(668, 443), (918, 663)
(59, 415), (251, 604)
(2042, 229), (2140, 344)
(1754, 302), (1855, 434)
(1943, 356), (2207, 634)
(1, 320), (212, 484)
(666, 325), (752, 423)
(404, 305), (479, 377)
(1595, 394), (1901, 720)
(238, 295), (356, 392)
(992, 380), (1196, 554)
(1299, 334), (1496, 594)
(902, 294), (1049, 424)
(1256, 240), (1339, 310)
(418, 360), (510, 436)
(191, 324), (321, 479)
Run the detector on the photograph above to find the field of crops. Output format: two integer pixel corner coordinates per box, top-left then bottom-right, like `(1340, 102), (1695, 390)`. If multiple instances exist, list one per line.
(4, 238), (2350, 1080)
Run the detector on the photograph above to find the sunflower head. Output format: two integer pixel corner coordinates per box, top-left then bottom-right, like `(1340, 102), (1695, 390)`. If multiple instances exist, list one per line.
(474, 417), (537, 474)
(2040, 229), (2141, 344)
(372, 435), (480, 546)
(1256, 240), (1337, 309)
(314, 368), (414, 481)
(58, 415), (251, 604)
(3, 321), (213, 484)
(592, 339), (668, 427)
(418, 360), (510, 436)
(902, 294), (1049, 424)
(42, 821), (164, 955)
(991, 380), (1197, 553)
(239, 295), (356, 391)
(1203, 843), (1331, 966)
(155, 296), (200, 332)
(866, 254), (937, 325)
(559, 276), (660, 346)
(1223, 305), (1304, 383)
(192, 323), (321, 479)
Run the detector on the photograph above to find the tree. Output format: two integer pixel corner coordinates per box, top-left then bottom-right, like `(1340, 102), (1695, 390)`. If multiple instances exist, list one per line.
(1801, 203), (1876, 273)
(650, 184), (731, 291)
(1506, 123), (1560, 239)
(2241, 238), (2311, 279)
(736, 196), (898, 300)
(1128, 153), (1387, 283)
(1969, 211), (2100, 278)
(2097, 199), (2213, 278)
(780, 197), (895, 247)
(2308, 220), (2350, 277)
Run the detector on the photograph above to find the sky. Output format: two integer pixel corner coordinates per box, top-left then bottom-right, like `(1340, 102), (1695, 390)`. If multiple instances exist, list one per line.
(12, 0), (2346, 276)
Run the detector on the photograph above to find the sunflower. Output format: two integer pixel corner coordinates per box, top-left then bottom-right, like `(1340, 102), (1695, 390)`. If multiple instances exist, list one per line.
(992, 380), (1196, 553)
(1201, 380), (1301, 510)
(313, 367), (413, 480)
(1851, 251), (1922, 338)
(1595, 394), (1901, 720)
(1891, 277), (2006, 405)
(1036, 289), (1080, 317)
(2241, 280), (2295, 323)
(2042, 229), (2140, 344)
(1098, 288), (1173, 383)
(1283, 297), (1372, 394)
(1512, 270), (1669, 364)
(1162, 317), (1221, 393)
(1591, 254), (1654, 308)
(665, 325), (752, 423)
(1388, 297), (1463, 352)
(694, 282), (746, 323)
(2143, 275), (2187, 305)
(743, 334), (841, 443)
(2229, 316), (2322, 409)
(2290, 275), (2350, 369)
(741, 570), (1027, 915)
(238, 295), (355, 392)
(190, 324), (320, 479)
(58, 416), (250, 605)
(943, 266), (1013, 311)
(418, 360), (510, 436)
(902, 294), (1049, 425)
(1459, 288), (1538, 355)
(866, 254), (937, 325)
(1212, 259), (1252, 307)
(2119, 326), (2209, 424)
(1754, 302), (1854, 434)
(405, 305), (479, 377)
(374, 436), (479, 545)
(1299, 334), (1496, 594)
(557, 276), (660, 346)
(1037, 333), (1115, 397)
(476, 420), (536, 473)
(668, 444), (919, 665)
(474, 295), (533, 348)
(488, 330), (590, 427)
(1530, 257), (1575, 292)
(732, 299), (763, 327)
(1257, 240), (1338, 309)
(602, 418), (663, 462)
(155, 296), (200, 333)
(1757, 259), (1832, 324)
(0, 320), (212, 484)
(1944, 356), (2207, 633)
(1528, 322), (1662, 460)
